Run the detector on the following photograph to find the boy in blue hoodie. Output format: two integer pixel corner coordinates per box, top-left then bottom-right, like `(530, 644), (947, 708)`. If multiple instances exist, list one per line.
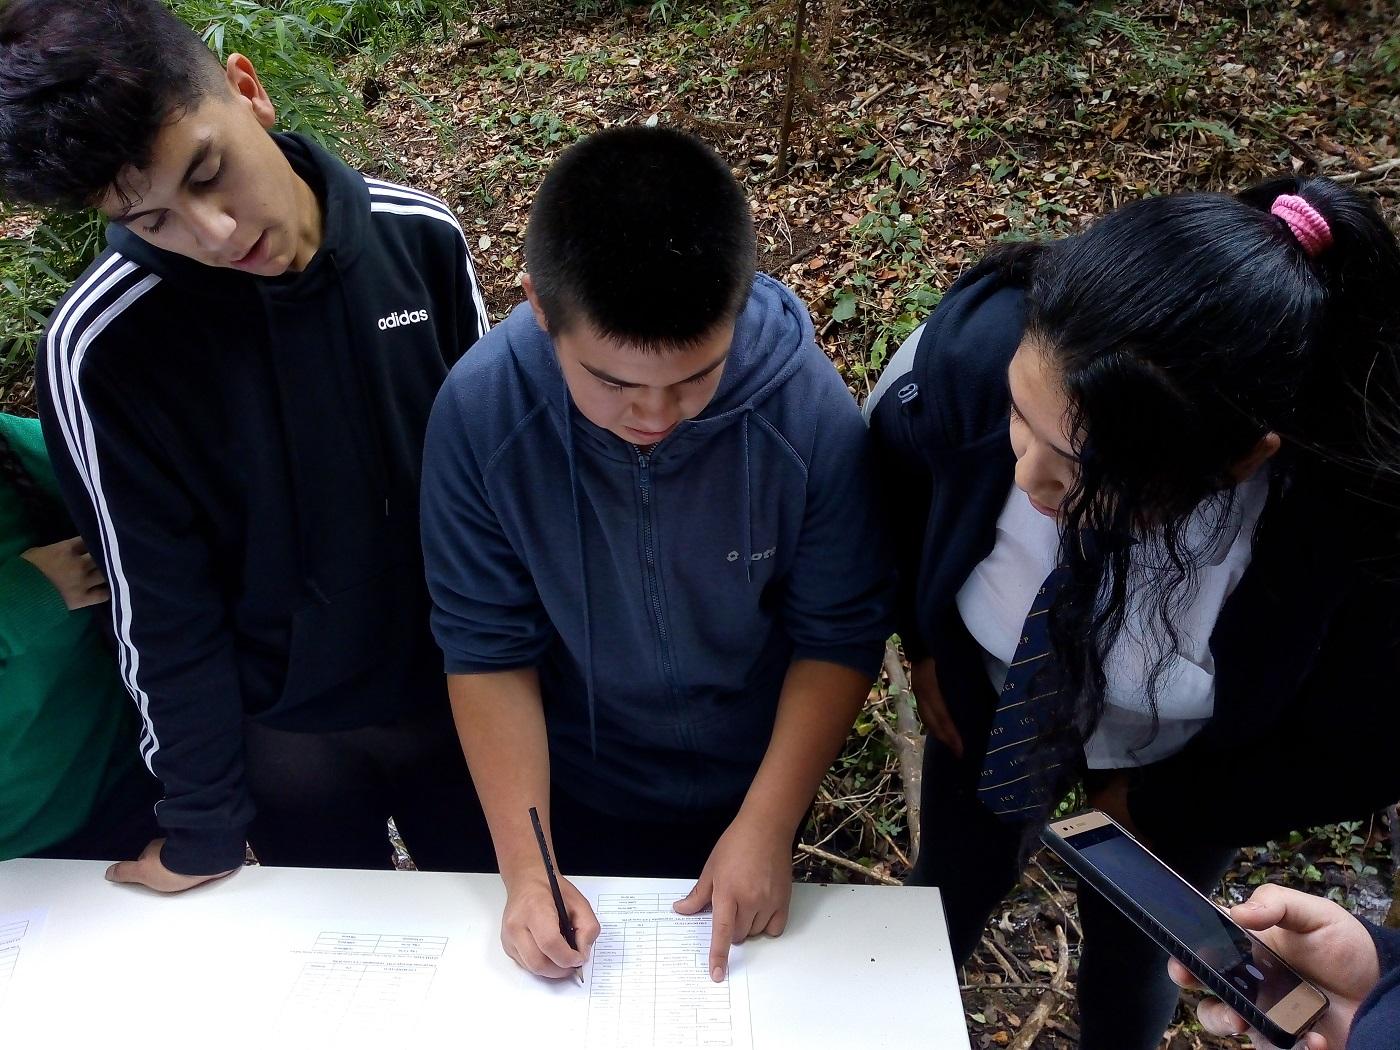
(421, 127), (894, 983)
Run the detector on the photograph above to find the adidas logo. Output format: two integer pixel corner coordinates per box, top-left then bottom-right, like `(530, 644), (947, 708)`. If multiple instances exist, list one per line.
(378, 308), (430, 330)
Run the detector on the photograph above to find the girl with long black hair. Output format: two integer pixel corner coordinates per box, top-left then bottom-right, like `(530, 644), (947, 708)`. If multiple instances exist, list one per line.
(0, 412), (158, 861)
(866, 177), (1400, 1049)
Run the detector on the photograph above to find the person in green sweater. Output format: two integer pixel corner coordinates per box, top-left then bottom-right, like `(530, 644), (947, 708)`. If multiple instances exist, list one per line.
(1, 412), (158, 861)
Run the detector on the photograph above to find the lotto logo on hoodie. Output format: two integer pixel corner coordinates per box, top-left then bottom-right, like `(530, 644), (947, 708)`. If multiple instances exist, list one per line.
(378, 307), (430, 330)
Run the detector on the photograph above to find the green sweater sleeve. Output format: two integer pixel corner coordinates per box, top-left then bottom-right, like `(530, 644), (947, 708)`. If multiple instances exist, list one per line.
(0, 554), (72, 661)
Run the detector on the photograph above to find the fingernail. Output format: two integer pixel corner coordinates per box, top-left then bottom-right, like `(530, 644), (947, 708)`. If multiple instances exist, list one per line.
(712, 965), (725, 982)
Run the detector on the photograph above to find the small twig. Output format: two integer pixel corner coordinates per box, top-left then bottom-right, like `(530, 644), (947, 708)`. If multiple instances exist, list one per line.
(982, 933), (1030, 984)
(1242, 116), (1323, 174)
(960, 981), (1074, 998)
(869, 123), (914, 170)
(874, 821), (912, 870)
(1386, 805), (1400, 929)
(1025, 855), (1083, 941)
(860, 32), (931, 67)
(796, 843), (901, 886)
(771, 239), (824, 271)
(854, 82), (895, 113)
(1332, 158), (1400, 185)
(1006, 923), (1070, 1050)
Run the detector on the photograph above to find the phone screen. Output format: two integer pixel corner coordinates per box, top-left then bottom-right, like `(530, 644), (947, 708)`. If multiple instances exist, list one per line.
(1069, 823), (1301, 1012)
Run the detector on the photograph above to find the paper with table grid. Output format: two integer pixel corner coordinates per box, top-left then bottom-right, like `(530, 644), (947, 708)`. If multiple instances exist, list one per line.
(0, 909), (45, 1004)
(276, 927), (447, 1041)
(585, 893), (752, 1049)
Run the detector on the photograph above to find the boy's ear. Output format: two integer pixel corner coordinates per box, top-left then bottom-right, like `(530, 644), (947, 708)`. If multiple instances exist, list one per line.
(521, 274), (552, 334)
(224, 53), (277, 130)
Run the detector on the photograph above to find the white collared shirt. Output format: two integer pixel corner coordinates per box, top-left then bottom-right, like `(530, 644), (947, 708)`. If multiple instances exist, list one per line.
(955, 469), (1271, 768)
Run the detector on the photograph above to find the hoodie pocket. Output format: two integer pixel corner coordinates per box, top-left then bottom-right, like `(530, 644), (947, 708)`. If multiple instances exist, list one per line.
(279, 566), (422, 709)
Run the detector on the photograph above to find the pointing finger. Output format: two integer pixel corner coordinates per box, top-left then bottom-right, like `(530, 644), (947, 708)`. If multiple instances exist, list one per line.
(708, 896), (735, 983)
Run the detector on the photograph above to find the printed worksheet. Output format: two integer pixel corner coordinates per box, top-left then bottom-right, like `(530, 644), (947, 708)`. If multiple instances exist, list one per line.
(275, 927), (447, 1041)
(585, 894), (753, 1049)
(0, 909), (46, 1003)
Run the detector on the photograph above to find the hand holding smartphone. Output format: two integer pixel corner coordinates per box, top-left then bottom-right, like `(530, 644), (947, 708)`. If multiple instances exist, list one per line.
(1042, 810), (1328, 1049)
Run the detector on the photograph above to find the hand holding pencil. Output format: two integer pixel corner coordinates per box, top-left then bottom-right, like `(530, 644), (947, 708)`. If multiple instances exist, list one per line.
(498, 806), (600, 982)
(530, 806), (587, 986)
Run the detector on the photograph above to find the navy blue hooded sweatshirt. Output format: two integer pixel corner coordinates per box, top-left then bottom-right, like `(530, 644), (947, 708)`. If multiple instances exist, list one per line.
(421, 274), (893, 819)
(37, 134), (488, 875)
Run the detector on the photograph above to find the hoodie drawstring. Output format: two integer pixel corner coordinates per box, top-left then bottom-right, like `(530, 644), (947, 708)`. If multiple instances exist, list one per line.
(330, 253), (392, 520)
(561, 388), (599, 758)
(741, 412), (754, 583)
(259, 283), (330, 607)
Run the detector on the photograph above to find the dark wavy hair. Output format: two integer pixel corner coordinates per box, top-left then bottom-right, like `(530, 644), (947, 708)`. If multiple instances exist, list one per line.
(524, 125), (757, 351)
(986, 177), (1400, 758)
(0, 0), (224, 210)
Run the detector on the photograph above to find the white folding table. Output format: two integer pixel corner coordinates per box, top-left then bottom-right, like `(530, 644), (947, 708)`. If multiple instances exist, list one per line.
(0, 859), (968, 1049)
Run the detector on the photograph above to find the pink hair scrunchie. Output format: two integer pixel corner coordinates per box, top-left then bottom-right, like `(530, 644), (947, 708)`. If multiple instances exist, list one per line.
(1270, 194), (1333, 258)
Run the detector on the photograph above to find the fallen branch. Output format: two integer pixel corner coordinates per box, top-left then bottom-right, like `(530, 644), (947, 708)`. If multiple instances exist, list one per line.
(880, 642), (924, 861)
(1332, 158), (1400, 185)
(796, 843), (902, 886)
(854, 82), (895, 113)
(1007, 923), (1070, 1050)
(860, 32), (932, 67)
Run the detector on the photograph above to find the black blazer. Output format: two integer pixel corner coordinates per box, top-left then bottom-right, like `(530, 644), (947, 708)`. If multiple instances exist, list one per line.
(870, 263), (1400, 845)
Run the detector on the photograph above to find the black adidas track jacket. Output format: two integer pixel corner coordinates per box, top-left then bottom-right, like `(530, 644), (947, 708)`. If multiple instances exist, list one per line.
(38, 134), (488, 875)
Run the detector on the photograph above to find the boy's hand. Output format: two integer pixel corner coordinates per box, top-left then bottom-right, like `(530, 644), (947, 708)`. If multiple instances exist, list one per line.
(501, 872), (600, 980)
(910, 657), (963, 759)
(21, 536), (110, 610)
(105, 839), (237, 893)
(1166, 884), (1379, 1050)
(673, 814), (793, 983)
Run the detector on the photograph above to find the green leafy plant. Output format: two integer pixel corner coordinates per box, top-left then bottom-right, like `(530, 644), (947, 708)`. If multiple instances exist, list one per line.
(1, 212), (104, 385)
(828, 152), (944, 390)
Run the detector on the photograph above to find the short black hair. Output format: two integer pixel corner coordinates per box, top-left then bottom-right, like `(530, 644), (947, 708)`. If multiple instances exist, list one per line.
(524, 126), (757, 350)
(0, 0), (225, 210)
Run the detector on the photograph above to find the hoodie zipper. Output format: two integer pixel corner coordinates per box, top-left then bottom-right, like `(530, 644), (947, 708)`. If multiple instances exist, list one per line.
(636, 446), (680, 703)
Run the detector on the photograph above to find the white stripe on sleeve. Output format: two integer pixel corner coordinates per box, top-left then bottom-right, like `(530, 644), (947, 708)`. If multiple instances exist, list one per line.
(45, 261), (165, 769)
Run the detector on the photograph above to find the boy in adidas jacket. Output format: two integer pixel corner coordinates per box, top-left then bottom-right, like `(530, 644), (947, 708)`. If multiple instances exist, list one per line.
(421, 127), (894, 983)
(0, 0), (492, 888)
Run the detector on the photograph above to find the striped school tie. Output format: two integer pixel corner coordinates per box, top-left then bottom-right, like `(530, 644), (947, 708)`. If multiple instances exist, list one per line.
(976, 563), (1071, 820)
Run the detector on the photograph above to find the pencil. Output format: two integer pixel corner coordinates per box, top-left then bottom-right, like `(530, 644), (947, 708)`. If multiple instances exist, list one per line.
(528, 805), (585, 986)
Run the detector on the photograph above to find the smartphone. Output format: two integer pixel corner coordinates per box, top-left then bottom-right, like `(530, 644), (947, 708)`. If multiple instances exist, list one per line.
(1042, 810), (1328, 1049)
